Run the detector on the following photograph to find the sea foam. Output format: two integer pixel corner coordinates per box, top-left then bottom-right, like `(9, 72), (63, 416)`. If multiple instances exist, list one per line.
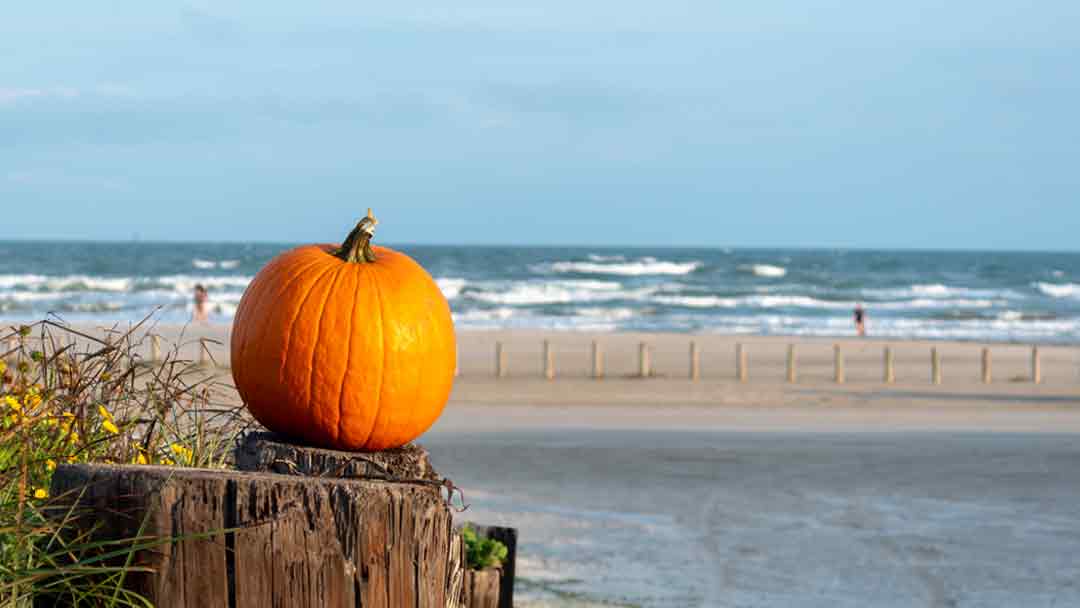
(740, 264), (787, 278)
(1035, 282), (1080, 298)
(542, 257), (702, 276)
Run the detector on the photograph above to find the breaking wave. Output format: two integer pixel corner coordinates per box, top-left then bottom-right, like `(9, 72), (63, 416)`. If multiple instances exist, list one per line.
(540, 257), (702, 276)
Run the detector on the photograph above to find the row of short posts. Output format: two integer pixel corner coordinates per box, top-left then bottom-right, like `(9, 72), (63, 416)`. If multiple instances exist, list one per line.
(145, 334), (213, 368)
(486, 340), (1048, 384)
(4, 335), (1055, 384)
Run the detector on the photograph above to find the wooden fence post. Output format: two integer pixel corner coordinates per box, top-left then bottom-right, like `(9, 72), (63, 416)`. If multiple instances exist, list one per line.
(150, 334), (161, 363)
(833, 344), (845, 384)
(1032, 346), (1041, 384)
(884, 346), (895, 384)
(786, 344), (797, 383)
(931, 348), (942, 385)
(736, 343), (748, 383)
(689, 341), (700, 381)
(459, 524), (518, 608)
(981, 348), (992, 384)
(591, 340), (603, 379)
(495, 342), (506, 378)
(543, 340), (555, 381)
(638, 342), (651, 378)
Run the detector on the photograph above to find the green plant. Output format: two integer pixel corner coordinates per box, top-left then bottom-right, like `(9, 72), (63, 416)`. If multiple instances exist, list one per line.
(461, 525), (508, 571)
(0, 318), (248, 606)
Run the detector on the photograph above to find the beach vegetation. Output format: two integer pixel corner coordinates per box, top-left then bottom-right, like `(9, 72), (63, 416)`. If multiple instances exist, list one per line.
(0, 318), (246, 606)
(461, 525), (508, 571)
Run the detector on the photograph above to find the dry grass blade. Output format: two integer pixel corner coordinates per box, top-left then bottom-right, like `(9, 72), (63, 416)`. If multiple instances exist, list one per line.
(0, 314), (249, 606)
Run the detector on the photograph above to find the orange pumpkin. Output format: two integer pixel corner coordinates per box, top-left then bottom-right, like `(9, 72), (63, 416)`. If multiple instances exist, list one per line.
(230, 211), (456, 451)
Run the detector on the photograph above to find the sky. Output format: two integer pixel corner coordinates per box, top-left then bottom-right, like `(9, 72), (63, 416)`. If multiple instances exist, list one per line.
(1, 2), (1079, 249)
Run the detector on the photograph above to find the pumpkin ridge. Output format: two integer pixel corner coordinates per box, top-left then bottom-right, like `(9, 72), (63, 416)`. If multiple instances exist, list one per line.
(278, 261), (340, 431)
(237, 253), (324, 407)
(334, 267), (360, 445)
(306, 263), (346, 442)
(354, 264), (386, 450)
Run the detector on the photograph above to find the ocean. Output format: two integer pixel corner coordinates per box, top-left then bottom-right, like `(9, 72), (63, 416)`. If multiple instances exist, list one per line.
(1, 241), (1079, 343)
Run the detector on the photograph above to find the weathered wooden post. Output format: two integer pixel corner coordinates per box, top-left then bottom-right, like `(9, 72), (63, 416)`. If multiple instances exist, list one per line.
(833, 344), (845, 384)
(235, 433), (488, 607)
(786, 344), (797, 383)
(459, 524), (518, 608)
(736, 343), (748, 383)
(884, 346), (895, 384)
(150, 334), (161, 363)
(543, 340), (555, 380)
(931, 347), (942, 385)
(689, 341), (700, 381)
(1032, 346), (1041, 384)
(591, 340), (603, 379)
(495, 342), (506, 378)
(50, 444), (462, 608)
(981, 348), (992, 384)
(638, 342), (651, 378)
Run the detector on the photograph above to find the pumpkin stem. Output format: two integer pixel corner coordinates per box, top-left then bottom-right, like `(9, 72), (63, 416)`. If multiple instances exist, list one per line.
(334, 209), (379, 263)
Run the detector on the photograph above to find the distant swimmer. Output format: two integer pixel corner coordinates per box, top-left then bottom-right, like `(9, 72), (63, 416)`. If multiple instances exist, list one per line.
(854, 303), (866, 337)
(193, 284), (209, 322)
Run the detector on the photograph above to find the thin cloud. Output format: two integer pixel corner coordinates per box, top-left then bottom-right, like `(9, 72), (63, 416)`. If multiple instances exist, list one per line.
(0, 87), (80, 105)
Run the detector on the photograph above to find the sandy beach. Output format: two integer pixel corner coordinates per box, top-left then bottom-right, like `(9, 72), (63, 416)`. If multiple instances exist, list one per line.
(35, 322), (1080, 426)
(8, 321), (1080, 606)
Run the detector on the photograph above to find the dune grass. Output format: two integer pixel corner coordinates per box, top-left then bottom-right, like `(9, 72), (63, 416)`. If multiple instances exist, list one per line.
(0, 318), (248, 606)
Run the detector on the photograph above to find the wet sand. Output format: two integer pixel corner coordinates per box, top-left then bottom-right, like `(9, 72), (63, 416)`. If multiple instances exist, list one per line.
(426, 417), (1080, 607)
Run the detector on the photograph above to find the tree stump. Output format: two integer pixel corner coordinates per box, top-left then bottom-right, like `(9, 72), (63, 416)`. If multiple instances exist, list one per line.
(234, 431), (438, 481)
(48, 464), (459, 608)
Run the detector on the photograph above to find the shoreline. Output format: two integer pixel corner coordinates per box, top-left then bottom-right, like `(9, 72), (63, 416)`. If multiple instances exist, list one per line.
(9, 319), (1080, 346)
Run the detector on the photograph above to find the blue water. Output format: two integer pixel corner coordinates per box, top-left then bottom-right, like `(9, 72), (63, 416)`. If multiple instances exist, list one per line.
(1, 241), (1079, 343)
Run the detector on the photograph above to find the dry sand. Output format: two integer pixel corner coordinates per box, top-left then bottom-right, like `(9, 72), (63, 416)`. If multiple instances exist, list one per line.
(25, 322), (1079, 431)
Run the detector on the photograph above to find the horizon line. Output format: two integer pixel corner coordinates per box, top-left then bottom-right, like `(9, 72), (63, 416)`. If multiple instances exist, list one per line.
(0, 237), (1079, 255)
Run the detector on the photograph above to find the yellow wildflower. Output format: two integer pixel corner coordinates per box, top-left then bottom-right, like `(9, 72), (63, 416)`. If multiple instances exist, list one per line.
(4, 395), (20, 411)
(45, 417), (57, 427)
(97, 404), (113, 421)
(34, 488), (48, 500)
(61, 412), (75, 418)
(67, 455), (77, 464)
(102, 419), (120, 435)
(0, 361), (6, 375)
(46, 459), (56, 471)
(161, 457), (174, 466)
(134, 452), (148, 465)
(169, 443), (193, 463)
(68, 431), (80, 444)
(25, 393), (41, 409)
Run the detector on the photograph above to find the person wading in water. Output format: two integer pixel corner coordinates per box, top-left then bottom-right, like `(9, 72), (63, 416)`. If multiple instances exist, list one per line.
(854, 303), (866, 337)
(193, 284), (209, 323)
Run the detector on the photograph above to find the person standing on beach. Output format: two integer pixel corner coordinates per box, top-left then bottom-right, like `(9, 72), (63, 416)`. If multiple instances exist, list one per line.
(193, 284), (209, 322)
(854, 303), (866, 337)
